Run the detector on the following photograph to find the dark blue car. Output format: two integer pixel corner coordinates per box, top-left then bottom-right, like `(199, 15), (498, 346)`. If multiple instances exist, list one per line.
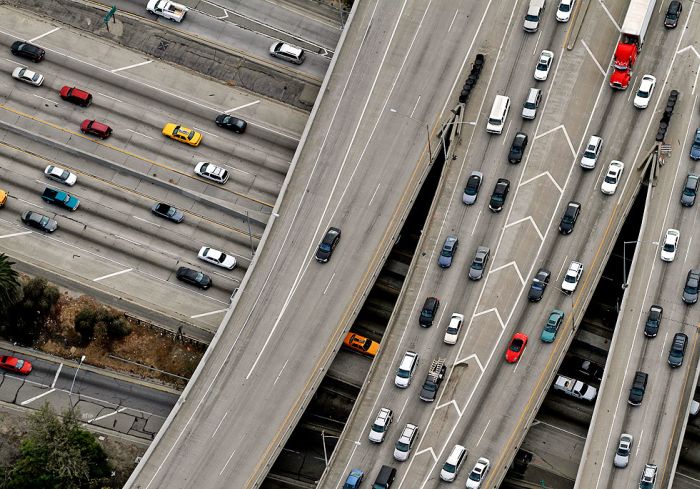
(690, 128), (700, 160)
(343, 468), (364, 489)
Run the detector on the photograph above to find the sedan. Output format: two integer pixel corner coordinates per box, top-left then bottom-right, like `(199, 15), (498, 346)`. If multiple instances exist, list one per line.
(664, 0), (682, 28)
(680, 173), (699, 207)
(541, 309), (564, 343)
(505, 332), (528, 363)
(343, 332), (380, 357)
(44, 165), (77, 186)
(643, 305), (662, 337)
(508, 132), (528, 163)
(215, 114), (247, 133)
(468, 246), (490, 281)
(175, 267), (212, 289)
(438, 235), (459, 268)
(659, 228), (679, 261)
(528, 268), (550, 302)
(162, 123), (202, 146)
(558, 201), (581, 235)
(633, 75), (656, 109)
(343, 469), (364, 489)
(315, 226), (341, 263)
(0, 355), (32, 374)
(462, 171), (482, 205)
(534, 50), (554, 81)
(466, 457), (490, 489)
(198, 246), (236, 269)
(11, 66), (43, 86)
(562, 261), (583, 293)
(601, 160), (624, 195)
(682, 269), (699, 304)
(444, 313), (464, 345)
(194, 162), (229, 184)
(488, 178), (510, 212)
(21, 210), (57, 233)
(613, 433), (633, 468)
(556, 0), (575, 22)
(152, 203), (184, 223)
(689, 128), (700, 160)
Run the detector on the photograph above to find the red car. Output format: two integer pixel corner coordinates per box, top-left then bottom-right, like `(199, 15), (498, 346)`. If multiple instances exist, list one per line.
(505, 333), (528, 363)
(80, 119), (112, 139)
(0, 355), (32, 374)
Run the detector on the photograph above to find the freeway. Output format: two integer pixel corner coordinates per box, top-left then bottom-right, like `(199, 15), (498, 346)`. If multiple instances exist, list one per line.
(125, 0), (501, 487)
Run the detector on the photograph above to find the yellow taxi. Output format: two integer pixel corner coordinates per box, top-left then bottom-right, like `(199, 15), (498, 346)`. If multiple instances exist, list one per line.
(162, 123), (202, 147)
(0, 189), (7, 207)
(343, 332), (380, 357)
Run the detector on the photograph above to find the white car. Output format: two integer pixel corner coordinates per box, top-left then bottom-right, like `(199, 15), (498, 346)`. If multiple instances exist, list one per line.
(534, 50), (554, 81)
(562, 261), (583, 293)
(634, 74), (656, 109)
(465, 457), (490, 489)
(198, 246), (236, 269)
(660, 228), (680, 262)
(44, 165), (77, 186)
(393, 423), (418, 461)
(368, 407), (392, 443)
(556, 0), (575, 22)
(614, 433), (633, 468)
(11, 66), (44, 86)
(444, 313), (464, 345)
(601, 160), (624, 195)
(194, 162), (229, 184)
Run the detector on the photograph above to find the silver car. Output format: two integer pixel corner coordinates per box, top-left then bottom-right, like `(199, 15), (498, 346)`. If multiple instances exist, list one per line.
(11, 66), (44, 86)
(522, 88), (541, 119)
(613, 433), (633, 468)
(463, 171), (483, 205)
(468, 246), (490, 280)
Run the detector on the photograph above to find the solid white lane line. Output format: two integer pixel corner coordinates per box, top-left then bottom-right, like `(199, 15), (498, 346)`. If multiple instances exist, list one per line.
(0, 231), (32, 239)
(29, 27), (59, 42)
(93, 268), (133, 282)
(190, 309), (228, 319)
(226, 100), (260, 112)
(51, 364), (63, 388)
(448, 10), (459, 32)
(273, 360), (288, 386)
(580, 40), (606, 76)
(476, 419), (490, 446)
(111, 60), (153, 73)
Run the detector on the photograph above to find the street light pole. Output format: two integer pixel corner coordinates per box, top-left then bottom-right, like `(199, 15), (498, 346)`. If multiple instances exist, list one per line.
(69, 355), (86, 396)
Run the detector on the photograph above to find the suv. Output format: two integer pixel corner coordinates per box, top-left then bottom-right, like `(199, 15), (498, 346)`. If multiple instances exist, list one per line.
(643, 305), (663, 337)
(468, 246), (490, 281)
(10, 41), (45, 62)
(438, 235), (459, 268)
(628, 371), (648, 406)
(664, 0), (682, 28)
(528, 268), (550, 301)
(562, 261), (583, 293)
(580, 135), (602, 169)
(59, 86), (92, 107)
(315, 227), (341, 263)
(462, 171), (482, 205)
(372, 465), (396, 489)
(440, 445), (468, 482)
(680, 174), (699, 207)
(393, 423), (419, 461)
(80, 119), (112, 139)
(639, 463), (657, 489)
(558, 201), (581, 234)
(522, 88), (541, 119)
(269, 41), (305, 64)
(668, 332), (688, 367)
(395, 351), (419, 387)
(195, 162), (229, 184)
(682, 269), (699, 304)
(419, 296), (440, 327)
(368, 407), (393, 443)
(419, 358), (446, 402)
(508, 132), (528, 163)
(489, 178), (510, 212)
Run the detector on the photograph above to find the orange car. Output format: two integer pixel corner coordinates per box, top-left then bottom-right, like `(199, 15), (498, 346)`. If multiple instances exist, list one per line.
(343, 333), (380, 357)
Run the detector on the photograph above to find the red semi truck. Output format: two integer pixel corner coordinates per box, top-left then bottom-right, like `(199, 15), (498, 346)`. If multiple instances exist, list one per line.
(610, 0), (657, 89)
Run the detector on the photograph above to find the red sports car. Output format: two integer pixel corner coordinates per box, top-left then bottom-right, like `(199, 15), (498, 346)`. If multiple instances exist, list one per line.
(505, 333), (528, 363)
(0, 355), (32, 374)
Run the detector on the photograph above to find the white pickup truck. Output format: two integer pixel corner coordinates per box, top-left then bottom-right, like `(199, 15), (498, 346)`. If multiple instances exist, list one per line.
(553, 375), (597, 401)
(146, 0), (188, 22)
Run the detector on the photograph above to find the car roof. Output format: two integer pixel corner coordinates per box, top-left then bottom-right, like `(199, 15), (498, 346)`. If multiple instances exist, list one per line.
(277, 42), (303, 56)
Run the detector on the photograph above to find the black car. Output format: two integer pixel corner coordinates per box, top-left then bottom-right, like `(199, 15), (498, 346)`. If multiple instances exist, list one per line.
(577, 359), (605, 382)
(680, 174), (698, 207)
(664, 0), (682, 28)
(21, 210), (57, 232)
(643, 305), (663, 337)
(668, 333), (688, 367)
(682, 268), (699, 304)
(628, 371), (648, 406)
(176, 267), (212, 289)
(419, 296), (440, 327)
(558, 201), (581, 235)
(315, 226), (341, 263)
(152, 203), (184, 223)
(488, 178), (510, 212)
(215, 114), (247, 134)
(527, 268), (550, 302)
(11, 41), (45, 62)
(508, 132), (528, 164)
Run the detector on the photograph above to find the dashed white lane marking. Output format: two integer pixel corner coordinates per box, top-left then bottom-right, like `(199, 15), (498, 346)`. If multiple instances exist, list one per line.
(93, 268), (133, 282)
(190, 309), (228, 319)
(21, 389), (55, 406)
(29, 27), (59, 43)
(89, 406), (127, 423)
(111, 60), (153, 73)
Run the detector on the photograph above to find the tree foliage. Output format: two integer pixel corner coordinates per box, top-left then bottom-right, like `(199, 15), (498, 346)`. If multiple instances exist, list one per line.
(0, 254), (21, 315)
(74, 305), (131, 346)
(2, 277), (60, 345)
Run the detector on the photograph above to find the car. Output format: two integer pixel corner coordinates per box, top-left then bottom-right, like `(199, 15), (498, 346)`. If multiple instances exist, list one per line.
(534, 50), (554, 81)
(368, 407), (393, 443)
(0, 188), (7, 207)
(11, 66), (43, 86)
(44, 165), (77, 186)
(664, 0), (682, 28)
(395, 350), (419, 387)
(639, 463), (657, 489)
(682, 269), (699, 304)
(660, 229), (680, 261)
(562, 261), (583, 293)
(601, 160), (624, 195)
(194, 162), (229, 184)
(614, 433), (633, 468)
(175, 267), (212, 289)
(162, 123), (202, 146)
(444, 313), (464, 345)
(541, 309), (564, 343)
(633, 75), (656, 109)
(343, 469), (364, 489)
(465, 457), (490, 489)
(41, 187), (79, 211)
(21, 210), (58, 233)
(528, 267), (551, 302)
(419, 296), (439, 327)
(558, 201), (581, 235)
(468, 246), (490, 281)
(522, 87), (542, 119)
(269, 41), (305, 64)
(440, 444), (468, 482)
(438, 235), (459, 268)
(628, 371), (648, 406)
(668, 332), (688, 367)
(315, 226), (341, 263)
(393, 423), (418, 461)
(644, 305), (663, 337)
(80, 119), (112, 139)
(10, 41), (45, 62)
(580, 135), (603, 169)
(689, 128), (700, 160)
(197, 246), (236, 269)
(680, 173), (699, 206)
(462, 171), (483, 205)
(215, 114), (247, 133)
(506, 332), (528, 363)
(59, 86), (92, 107)
(152, 203), (184, 223)
(556, 0), (575, 21)
(418, 360), (446, 402)
(0, 355), (32, 374)
(343, 332), (379, 357)
(578, 359), (605, 381)
(489, 178), (510, 212)
(508, 132), (528, 163)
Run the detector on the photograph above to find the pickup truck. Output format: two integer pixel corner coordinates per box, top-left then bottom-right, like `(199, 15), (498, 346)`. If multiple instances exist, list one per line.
(552, 375), (597, 401)
(419, 359), (446, 402)
(41, 187), (79, 211)
(146, 0), (188, 22)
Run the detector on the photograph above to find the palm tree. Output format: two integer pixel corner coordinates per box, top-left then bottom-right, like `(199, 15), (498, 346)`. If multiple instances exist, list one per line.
(0, 253), (21, 313)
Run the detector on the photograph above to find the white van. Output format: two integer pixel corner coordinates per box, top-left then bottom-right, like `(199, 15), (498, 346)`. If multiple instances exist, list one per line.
(486, 95), (510, 134)
(440, 444), (468, 481)
(394, 350), (419, 388)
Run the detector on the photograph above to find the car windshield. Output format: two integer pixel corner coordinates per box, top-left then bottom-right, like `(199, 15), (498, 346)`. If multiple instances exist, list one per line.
(371, 423), (384, 432)
(683, 186), (696, 196)
(441, 247), (452, 257)
(537, 62), (547, 70)
(532, 281), (544, 290)
(443, 463), (456, 473)
(563, 214), (574, 223)
(472, 260), (483, 270)
(545, 321), (557, 332)
(423, 382), (437, 392)
(397, 368), (410, 379)
(359, 339), (372, 351)
(616, 446), (628, 456)
(559, 4), (570, 11)
(663, 242), (675, 252)
(565, 273), (576, 283)
(637, 88), (649, 98)
(685, 283), (698, 294)
(488, 117), (501, 125)
(469, 471), (482, 482)
(446, 325), (459, 334)
(525, 14), (539, 21)
(524, 101), (537, 109)
(604, 174), (617, 184)
(15, 360), (24, 369)
(396, 441), (409, 451)
(510, 340), (522, 351)
(421, 308), (433, 318)
(466, 178), (479, 192)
